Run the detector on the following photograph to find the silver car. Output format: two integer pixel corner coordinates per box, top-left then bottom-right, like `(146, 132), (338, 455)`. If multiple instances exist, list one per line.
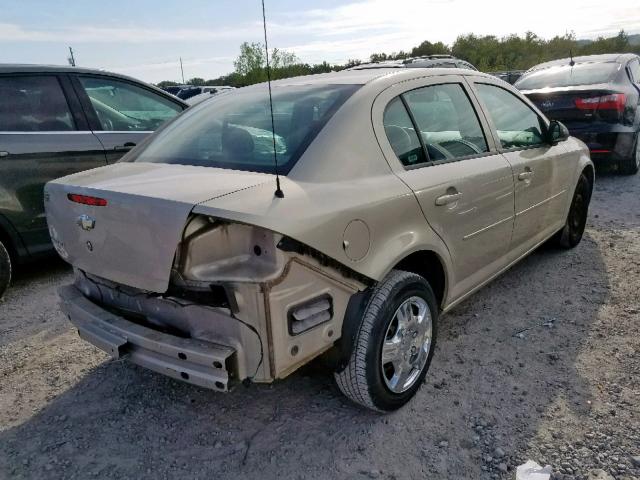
(45, 68), (593, 411)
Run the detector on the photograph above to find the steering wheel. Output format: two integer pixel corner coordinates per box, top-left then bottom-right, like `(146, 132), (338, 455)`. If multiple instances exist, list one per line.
(430, 139), (484, 160)
(385, 125), (412, 153)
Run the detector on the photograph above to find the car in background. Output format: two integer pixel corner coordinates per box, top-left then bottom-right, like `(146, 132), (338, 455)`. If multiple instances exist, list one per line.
(162, 84), (191, 96)
(516, 53), (640, 174)
(175, 86), (202, 100)
(46, 67), (592, 411)
(176, 85), (235, 101)
(0, 64), (188, 298)
(351, 55), (477, 72)
(403, 54), (477, 71)
(185, 86), (236, 105)
(490, 70), (525, 85)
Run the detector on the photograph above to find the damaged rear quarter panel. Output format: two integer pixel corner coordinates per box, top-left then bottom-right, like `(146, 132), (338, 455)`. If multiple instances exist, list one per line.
(191, 176), (453, 288)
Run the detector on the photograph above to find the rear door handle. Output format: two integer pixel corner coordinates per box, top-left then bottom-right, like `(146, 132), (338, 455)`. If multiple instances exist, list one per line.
(518, 169), (534, 181)
(113, 142), (136, 152)
(435, 191), (463, 206)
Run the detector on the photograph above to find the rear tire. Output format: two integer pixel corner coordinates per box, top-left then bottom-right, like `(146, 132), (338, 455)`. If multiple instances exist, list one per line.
(0, 239), (11, 300)
(551, 172), (592, 249)
(618, 133), (639, 175)
(334, 270), (438, 412)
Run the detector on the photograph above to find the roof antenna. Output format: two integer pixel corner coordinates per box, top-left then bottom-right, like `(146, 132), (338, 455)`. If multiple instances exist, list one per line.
(261, 0), (284, 199)
(569, 49), (575, 67)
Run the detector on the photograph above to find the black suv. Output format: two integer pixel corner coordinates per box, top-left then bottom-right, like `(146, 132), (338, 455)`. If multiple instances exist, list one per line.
(0, 65), (188, 298)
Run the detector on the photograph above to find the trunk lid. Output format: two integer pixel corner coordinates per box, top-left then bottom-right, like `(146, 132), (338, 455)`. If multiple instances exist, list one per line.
(45, 163), (269, 292)
(522, 84), (622, 124)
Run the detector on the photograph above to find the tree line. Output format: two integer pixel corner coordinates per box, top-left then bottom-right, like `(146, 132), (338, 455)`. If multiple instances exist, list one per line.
(157, 30), (640, 89)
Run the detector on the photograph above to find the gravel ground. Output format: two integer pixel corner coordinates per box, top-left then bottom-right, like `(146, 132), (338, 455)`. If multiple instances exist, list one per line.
(0, 169), (638, 480)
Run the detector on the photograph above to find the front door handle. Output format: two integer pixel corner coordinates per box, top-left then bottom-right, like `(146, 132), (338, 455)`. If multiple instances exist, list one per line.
(518, 169), (534, 181)
(435, 191), (463, 206)
(113, 142), (136, 152)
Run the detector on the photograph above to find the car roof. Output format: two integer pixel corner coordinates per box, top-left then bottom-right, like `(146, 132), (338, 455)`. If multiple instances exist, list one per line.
(1, 63), (134, 77)
(0, 63), (188, 105)
(264, 67), (491, 88)
(526, 53), (639, 73)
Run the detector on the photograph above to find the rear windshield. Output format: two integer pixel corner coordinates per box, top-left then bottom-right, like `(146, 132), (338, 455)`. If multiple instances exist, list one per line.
(515, 62), (620, 90)
(131, 83), (359, 174)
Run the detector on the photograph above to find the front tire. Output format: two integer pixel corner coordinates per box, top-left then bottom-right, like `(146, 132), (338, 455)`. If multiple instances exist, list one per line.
(0, 239), (11, 300)
(334, 270), (438, 412)
(618, 133), (639, 175)
(552, 172), (592, 249)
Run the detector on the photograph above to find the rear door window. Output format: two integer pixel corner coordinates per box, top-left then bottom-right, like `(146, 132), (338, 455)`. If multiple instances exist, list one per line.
(0, 75), (75, 132)
(78, 76), (183, 132)
(475, 83), (545, 149)
(403, 83), (488, 161)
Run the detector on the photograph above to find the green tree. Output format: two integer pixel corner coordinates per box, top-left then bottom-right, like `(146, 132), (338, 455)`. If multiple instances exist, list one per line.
(156, 80), (178, 88)
(271, 48), (300, 68)
(233, 42), (266, 76)
(232, 41), (301, 85)
(187, 77), (206, 86)
(369, 52), (389, 63)
(410, 40), (450, 57)
(156, 30), (640, 88)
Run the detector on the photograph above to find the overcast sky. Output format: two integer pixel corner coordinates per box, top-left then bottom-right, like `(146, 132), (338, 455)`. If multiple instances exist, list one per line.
(1, 0), (639, 84)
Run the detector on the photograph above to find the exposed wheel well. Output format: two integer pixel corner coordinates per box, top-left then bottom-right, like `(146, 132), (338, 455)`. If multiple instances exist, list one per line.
(393, 250), (446, 308)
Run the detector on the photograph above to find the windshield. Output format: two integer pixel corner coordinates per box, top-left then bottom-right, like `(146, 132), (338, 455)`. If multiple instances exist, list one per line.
(132, 83), (359, 174)
(515, 62), (620, 90)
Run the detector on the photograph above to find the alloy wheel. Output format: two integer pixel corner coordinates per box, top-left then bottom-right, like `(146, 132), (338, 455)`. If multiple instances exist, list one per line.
(380, 296), (432, 393)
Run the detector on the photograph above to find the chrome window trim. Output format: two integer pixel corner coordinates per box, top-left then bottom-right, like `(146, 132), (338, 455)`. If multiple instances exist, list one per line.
(0, 130), (153, 134)
(92, 131), (153, 134)
(0, 131), (93, 135)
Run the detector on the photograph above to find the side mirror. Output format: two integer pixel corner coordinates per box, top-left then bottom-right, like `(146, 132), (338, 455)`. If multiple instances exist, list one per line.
(547, 120), (570, 144)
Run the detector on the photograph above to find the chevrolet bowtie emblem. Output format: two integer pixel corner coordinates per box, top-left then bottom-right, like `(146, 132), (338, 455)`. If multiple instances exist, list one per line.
(77, 214), (96, 231)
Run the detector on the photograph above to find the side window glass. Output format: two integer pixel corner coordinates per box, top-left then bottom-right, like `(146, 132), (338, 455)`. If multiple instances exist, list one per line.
(403, 83), (488, 161)
(0, 76), (75, 132)
(629, 59), (640, 84)
(475, 83), (545, 149)
(78, 77), (183, 132)
(383, 97), (427, 166)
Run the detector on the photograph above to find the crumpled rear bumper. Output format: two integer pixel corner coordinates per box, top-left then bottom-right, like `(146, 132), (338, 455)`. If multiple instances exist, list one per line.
(59, 285), (236, 391)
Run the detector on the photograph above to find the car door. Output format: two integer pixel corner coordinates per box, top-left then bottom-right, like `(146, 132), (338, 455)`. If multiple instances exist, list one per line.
(469, 78), (574, 253)
(71, 74), (185, 163)
(373, 75), (515, 301)
(0, 73), (107, 255)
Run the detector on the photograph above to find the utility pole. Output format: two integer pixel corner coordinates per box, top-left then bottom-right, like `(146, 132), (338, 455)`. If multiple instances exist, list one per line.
(68, 46), (76, 67)
(179, 57), (185, 84)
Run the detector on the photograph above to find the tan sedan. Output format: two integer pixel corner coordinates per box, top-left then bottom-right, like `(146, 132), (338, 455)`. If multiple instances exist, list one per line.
(45, 67), (593, 411)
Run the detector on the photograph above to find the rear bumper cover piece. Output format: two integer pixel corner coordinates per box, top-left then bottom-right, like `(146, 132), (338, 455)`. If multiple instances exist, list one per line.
(59, 285), (235, 391)
(568, 128), (636, 162)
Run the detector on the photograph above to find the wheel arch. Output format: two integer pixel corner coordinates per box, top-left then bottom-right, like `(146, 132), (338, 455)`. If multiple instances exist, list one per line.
(392, 249), (448, 309)
(560, 149), (595, 221)
(582, 163), (595, 191)
(335, 248), (449, 373)
(0, 213), (28, 264)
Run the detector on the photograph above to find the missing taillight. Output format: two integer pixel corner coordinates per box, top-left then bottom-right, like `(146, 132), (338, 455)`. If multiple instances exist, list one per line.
(575, 93), (626, 112)
(67, 193), (108, 206)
